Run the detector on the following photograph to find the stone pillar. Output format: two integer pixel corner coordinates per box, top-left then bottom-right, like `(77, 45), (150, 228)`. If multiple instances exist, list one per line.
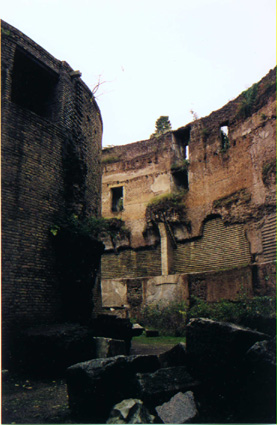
(158, 222), (174, 276)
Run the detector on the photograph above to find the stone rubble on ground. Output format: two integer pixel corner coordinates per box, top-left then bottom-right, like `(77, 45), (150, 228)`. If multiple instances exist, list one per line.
(155, 391), (198, 424)
(106, 398), (155, 424)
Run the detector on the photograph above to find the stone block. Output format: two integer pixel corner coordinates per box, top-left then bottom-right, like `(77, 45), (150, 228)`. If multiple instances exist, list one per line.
(107, 399), (155, 424)
(93, 337), (126, 357)
(66, 354), (160, 422)
(156, 391), (198, 424)
(158, 342), (187, 368)
(134, 366), (198, 407)
(186, 318), (269, 383)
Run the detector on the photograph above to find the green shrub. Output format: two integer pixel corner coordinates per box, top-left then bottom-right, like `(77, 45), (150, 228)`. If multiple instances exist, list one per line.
(138, 301), (188, 336)
(137, 295), (276, 337)
(188, 295), (276, 324)
(50, 214), (130, 242)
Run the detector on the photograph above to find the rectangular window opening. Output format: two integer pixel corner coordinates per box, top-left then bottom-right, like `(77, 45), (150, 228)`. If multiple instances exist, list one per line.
(173, 126), (191, 159)
(220, 124), (229, 151)
(11, 47), (59, 120)
(111, 186), (124, 212)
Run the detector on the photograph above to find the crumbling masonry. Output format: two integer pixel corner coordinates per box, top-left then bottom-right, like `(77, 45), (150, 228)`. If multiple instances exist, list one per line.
(101, 68), (276, 316)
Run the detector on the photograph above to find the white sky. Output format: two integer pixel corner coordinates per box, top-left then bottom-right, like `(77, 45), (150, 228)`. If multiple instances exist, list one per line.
(1, 0), (276, 147)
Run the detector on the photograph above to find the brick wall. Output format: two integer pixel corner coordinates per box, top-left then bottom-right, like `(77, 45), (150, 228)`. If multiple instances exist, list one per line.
(1, 21), (103, 361)
(101, 246), (161, 279)
(173, 218), (251, 274)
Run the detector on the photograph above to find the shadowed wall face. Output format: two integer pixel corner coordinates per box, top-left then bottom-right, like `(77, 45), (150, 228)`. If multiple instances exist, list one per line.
(1, 20), (103, 362)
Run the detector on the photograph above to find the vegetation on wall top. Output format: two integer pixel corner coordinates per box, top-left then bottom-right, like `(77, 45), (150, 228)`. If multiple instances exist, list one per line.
(150, 116), (172, 138)
(146, 191), (187, 224)
(236, 83), (259, 119)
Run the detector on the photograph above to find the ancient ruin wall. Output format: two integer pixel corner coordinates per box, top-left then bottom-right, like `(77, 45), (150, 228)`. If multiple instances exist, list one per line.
(1, 21), (103, 356)
(101, 68), (276, 309)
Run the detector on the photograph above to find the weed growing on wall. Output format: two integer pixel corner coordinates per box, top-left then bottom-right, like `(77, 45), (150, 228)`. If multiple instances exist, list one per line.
(146, 191), (187, 223)
(236, 83), (259, 118)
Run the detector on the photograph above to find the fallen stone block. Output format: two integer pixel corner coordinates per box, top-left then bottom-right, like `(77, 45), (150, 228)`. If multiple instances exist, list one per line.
(15, 323), (97, 375)
(66, 354), (160, 422)
(107, 398), (155, 424)
(134, 366), (198, 408)
(93, 337), (126, 357)
(186, 318), (269, 383)
(159, 342), (187, 368)
(237, 337), (276, 423)
(156, 391), (198, 424)
(90, 314), (133, 353)
(132, 323), (144, 337)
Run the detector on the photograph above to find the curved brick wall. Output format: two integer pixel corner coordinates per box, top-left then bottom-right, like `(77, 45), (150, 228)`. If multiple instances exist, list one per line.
(1, 20), (103, 359)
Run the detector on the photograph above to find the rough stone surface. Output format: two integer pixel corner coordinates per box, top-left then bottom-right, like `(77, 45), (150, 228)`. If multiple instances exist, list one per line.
(186, 318), (269, 382)
(132, 324), (144, 337)
(107, 399), (155, 424)
(66, 354), (160, 422)
(156, 391), (198, 424)
(237, 337), (276, 423)
(158, 342), (186, 368)
(90, 314), (133, 354)
(135, 366), (198, 407)
(92, 337), (126, 358)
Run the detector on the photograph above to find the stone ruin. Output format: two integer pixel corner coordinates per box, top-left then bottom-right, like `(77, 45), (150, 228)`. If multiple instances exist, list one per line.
(66, 318), (276, 423)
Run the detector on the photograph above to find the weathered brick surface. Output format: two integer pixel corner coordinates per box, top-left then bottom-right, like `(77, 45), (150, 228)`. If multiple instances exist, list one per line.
(1, 21), (102, 361)
(101, 68), (276, 298)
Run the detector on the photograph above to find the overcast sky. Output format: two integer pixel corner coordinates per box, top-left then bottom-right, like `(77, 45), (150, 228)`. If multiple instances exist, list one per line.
(1, 0), (276, 147)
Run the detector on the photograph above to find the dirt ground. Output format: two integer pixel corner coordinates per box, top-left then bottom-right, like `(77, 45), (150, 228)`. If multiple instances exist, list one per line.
(2, 340), (175, 424)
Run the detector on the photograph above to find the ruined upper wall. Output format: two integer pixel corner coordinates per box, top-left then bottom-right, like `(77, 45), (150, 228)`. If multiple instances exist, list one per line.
(1, 20), (103, 357)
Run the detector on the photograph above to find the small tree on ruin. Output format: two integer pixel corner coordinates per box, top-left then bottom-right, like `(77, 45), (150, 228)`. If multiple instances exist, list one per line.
(151, 116), (172, 137)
